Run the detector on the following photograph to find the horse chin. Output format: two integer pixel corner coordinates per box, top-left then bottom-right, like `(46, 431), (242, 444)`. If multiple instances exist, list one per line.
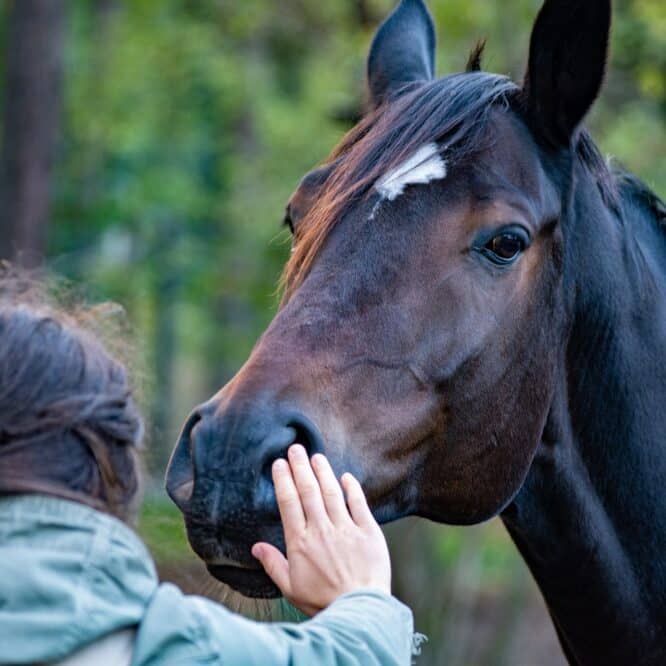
(206, 563), (281, 599)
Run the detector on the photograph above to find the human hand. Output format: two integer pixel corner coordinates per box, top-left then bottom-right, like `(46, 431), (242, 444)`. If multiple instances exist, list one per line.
(251, 444), (391, 616)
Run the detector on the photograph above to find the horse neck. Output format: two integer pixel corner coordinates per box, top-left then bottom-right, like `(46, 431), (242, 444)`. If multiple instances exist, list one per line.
(502, 165), (666, 665)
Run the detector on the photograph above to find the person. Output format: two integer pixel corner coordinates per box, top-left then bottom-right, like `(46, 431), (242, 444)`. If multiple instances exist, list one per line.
(0, 273), (417, 665)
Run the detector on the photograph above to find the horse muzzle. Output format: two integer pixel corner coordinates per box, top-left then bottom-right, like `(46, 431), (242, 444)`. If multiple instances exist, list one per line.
(165, 396), (325, 597)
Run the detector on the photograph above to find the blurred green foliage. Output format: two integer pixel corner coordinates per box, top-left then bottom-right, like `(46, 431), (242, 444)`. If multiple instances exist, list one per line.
(4, 1), (662, 663)
(138, 492), (193, 564)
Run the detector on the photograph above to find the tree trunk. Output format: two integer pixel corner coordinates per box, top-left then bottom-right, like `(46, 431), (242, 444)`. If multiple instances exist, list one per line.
(0, 0), (65, 266)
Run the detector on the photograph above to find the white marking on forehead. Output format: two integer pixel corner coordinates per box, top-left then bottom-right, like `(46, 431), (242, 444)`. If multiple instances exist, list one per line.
(375, 143), (447, 202)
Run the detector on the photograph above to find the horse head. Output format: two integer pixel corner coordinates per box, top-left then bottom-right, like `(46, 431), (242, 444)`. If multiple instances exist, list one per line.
(166, 0), (611, 597)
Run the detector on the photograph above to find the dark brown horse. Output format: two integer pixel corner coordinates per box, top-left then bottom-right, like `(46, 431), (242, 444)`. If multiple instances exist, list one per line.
(166, 1), (666, 663)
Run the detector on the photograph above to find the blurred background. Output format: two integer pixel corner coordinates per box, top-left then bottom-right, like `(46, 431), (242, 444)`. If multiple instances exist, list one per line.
(0, 1), (663, 663)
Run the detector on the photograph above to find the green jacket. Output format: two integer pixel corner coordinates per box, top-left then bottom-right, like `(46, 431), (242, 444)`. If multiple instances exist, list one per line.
(0, 495), (416, 665)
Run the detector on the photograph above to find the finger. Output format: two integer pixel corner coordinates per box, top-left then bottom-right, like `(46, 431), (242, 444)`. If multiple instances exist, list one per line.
(311, 454), (349, 524)
(252, 543), (292, 597)
(287, 445), (329, 525)
(341, 473), (376, 529)
(272, 458), (305, 540)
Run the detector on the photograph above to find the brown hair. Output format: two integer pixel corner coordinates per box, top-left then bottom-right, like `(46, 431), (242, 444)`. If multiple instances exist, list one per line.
(0, 265), (144, 522)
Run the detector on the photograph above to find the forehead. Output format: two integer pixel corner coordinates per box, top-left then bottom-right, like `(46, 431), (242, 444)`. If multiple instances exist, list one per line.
(471, 112), (560, 227)
(470, 110), (550, 194)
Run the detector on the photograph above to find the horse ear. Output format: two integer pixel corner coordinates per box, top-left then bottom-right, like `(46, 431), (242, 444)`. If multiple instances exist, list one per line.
(523, 0), (611, 147)
(367, 0), (436, 109)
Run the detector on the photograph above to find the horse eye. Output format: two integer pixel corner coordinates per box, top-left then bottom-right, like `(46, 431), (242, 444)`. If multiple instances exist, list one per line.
(483, 231), (527, 264)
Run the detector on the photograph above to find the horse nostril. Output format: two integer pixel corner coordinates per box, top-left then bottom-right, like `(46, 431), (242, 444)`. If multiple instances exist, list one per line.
(260, 414), (324, 482)
(288, 419), (322, 458)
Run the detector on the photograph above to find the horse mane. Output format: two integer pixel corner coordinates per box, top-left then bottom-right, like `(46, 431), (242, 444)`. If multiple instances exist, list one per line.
(576, 131), (620, 214)
(613, 168), (666, 233)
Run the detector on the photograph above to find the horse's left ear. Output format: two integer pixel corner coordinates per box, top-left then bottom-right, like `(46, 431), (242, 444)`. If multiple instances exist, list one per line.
(367, 0), (436, 109)
(523, 0), (611, 147)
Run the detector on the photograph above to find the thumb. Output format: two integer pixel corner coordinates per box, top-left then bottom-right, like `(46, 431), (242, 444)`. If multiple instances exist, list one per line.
(252, 542), (291, 596)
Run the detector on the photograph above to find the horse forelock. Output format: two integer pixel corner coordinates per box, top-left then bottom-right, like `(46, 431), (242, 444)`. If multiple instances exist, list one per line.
(280, 70), (629, 302)
(280, 72), (519, 301)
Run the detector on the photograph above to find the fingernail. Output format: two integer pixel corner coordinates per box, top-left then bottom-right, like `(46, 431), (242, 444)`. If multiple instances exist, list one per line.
(251, 544), (263, 559)
(273, 458), (287, 472)
(288, 444), (306, 457)
(311, 453), (325, 466)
